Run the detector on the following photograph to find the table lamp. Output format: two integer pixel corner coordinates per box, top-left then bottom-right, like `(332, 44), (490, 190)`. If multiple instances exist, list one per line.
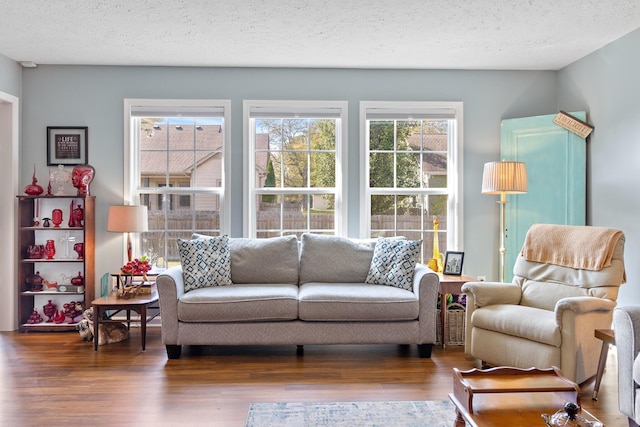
(481, 160), (527, 282)
(107, 205), (149, 262)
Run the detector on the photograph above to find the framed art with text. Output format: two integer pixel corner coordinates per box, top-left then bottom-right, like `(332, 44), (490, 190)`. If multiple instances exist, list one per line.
(443, 251), (465, 276)
(47, 126), (88, 166)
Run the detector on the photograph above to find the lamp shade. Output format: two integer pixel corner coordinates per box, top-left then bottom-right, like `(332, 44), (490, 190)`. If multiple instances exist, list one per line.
(107, 205), (149, 233)
(481, 160), (528, 194)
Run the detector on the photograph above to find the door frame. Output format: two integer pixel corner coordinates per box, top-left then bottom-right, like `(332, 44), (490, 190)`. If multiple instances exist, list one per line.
(0, 90), (19, 330)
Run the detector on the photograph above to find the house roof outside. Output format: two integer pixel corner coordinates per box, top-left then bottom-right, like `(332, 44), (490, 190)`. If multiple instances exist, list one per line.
(140, 124), (271, 179)
(141, 124), (223, 177)
(407, 132), (448, 176)
(140, 123), (447, 181)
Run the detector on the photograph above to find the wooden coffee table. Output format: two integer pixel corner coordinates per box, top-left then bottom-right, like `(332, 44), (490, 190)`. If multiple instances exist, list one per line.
(449, 366), (602, 426)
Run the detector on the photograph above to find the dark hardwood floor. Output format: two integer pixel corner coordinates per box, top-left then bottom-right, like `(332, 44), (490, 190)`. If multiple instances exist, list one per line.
(0, 327), (627, 426)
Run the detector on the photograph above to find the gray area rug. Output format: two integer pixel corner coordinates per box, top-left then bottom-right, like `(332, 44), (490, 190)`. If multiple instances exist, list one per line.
(245, 400), (456, 427)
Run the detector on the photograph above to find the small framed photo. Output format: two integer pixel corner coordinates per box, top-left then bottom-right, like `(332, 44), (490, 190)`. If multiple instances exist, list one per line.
(443, 251), (464, 276)
(47, 126), (88, 166)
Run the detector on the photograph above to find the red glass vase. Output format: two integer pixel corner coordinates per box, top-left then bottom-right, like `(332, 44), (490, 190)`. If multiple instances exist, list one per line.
(43, 300), (57, 322)
(52, 209), (63, 228)
(44, 239), (56, 260)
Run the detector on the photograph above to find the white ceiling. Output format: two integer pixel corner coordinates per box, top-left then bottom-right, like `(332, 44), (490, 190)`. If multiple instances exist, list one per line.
(1, 0), (640, 70)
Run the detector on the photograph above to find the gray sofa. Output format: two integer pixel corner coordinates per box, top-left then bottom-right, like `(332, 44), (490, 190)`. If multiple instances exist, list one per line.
(613, 306), (640, 427)
(156, 233), (439, 359)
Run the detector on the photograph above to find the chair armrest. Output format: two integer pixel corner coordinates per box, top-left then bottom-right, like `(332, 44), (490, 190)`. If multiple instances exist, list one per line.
(614, 306), (640, 419)
(555, 297), (616, 383)
(555, 296), (615, 321)
(461, 281), (522, 307)
(156, 265), (185, 344)
(461, 281), (521, 354)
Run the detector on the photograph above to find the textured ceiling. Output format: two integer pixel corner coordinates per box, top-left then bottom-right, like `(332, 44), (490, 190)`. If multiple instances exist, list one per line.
(1, 1), (640, 70)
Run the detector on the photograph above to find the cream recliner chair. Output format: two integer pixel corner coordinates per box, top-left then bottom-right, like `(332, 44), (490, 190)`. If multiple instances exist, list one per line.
(462, 224), (626, 385)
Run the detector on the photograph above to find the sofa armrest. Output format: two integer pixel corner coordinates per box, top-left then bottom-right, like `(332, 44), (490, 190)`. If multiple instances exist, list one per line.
(614, 306), (640, 419)
(156, 265), (185, 344)
(413, 264), (439, 344)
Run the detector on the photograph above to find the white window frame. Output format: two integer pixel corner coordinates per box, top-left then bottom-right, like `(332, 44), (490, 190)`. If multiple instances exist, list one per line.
(123, 99), (232, 255)
(359, 101), (464, 251)
(243, 100), (348, 237)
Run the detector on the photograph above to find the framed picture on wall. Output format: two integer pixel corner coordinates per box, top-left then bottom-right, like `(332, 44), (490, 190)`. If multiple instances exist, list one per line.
(443, 251), (465, 276)
(47, 126), (88, 166)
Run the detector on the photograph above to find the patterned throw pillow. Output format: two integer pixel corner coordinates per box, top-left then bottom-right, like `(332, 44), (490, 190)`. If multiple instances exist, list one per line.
(365, 237), (422, 291)
(177, 235), (232, 292)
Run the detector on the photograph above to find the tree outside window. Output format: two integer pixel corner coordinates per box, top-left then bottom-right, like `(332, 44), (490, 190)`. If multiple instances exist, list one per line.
(363, 101), (461, 263)
(246, 101), (347, 237)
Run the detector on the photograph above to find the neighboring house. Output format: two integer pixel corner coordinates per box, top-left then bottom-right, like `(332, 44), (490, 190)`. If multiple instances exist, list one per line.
(140, 122), (445, 221)
(141, 123), (223, 211)
(140, 124), (269, 211)
(140, 124), (269, 212)
(407, 132), (448, 188)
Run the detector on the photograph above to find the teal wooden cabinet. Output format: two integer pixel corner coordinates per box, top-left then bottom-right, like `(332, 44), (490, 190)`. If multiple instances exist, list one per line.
(500, 113), (586, 282)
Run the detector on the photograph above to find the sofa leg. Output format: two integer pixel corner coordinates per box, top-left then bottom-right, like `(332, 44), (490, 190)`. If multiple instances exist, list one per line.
(417, 344), (432, 358)
(296, 345), (304, 355)
(166, 345), (182, 359)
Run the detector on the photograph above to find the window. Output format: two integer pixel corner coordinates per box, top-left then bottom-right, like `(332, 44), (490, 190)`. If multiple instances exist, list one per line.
(141, 178), (150, 208)
(360, 102), (463, 263)
(124, 99), (231, 268)
(157, 184), (173, 211)
(178, 183), (191, 208)
(244, 101), (348, 237)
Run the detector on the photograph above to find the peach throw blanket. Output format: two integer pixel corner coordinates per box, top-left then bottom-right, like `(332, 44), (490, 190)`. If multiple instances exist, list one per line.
(521, 224), (623, 271)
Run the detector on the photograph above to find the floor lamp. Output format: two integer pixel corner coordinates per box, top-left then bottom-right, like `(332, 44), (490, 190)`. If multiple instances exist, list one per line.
(107, 205), (149, 262)
(481, 160), (527, 282)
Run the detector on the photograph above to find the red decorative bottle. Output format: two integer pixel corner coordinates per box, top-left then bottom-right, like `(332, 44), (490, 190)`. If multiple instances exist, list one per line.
(72, 204), (84, 227)
(24, 164), (44, 196)
(45, 239), (56, 260)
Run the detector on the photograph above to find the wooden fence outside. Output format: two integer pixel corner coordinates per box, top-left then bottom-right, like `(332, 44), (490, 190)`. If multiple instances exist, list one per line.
(145, 210), (447, 262)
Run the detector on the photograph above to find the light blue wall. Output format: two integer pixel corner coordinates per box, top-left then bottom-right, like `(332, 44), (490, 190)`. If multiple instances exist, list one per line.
(558, 27), (640, 306)
(20, 65), (558, 286)
(7, 27), (639, 320)
(0, 53), (21, 97)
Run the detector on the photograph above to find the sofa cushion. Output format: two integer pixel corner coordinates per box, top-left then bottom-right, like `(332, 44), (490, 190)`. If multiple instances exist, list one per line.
(634, 354), (640, 386)
(228, 235), (299, 284)
(365, 237), (422, 291)
(178, 284), (299, 322)
(299, 233), (377, 284)
(178, 235), (232, 292)
(298, 282), (419, 321)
